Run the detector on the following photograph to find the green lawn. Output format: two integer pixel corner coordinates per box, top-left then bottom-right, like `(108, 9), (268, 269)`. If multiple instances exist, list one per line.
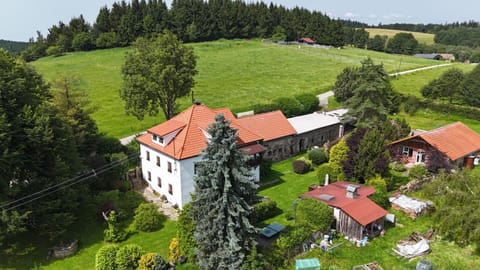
(391, 63), (475, 97)
(32, 39), (439, 138)
(258, 155), (480, 269)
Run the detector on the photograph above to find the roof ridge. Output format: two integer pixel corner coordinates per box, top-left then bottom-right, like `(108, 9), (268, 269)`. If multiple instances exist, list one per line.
(423, 121), (462, 135)
(177, 104), (198, 159)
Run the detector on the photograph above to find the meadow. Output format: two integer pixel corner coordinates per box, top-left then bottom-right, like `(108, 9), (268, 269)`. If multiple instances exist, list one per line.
(365, 28), (435, 45)
(32, 39), (439, 138)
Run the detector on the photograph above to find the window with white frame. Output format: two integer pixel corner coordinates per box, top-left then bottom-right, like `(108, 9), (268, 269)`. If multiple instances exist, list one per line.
(402, 146), (413, 157)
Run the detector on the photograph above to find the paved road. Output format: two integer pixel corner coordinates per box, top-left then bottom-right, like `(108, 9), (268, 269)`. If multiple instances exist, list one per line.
(388, 63), (453, 77)
(120, 131), (146, 145)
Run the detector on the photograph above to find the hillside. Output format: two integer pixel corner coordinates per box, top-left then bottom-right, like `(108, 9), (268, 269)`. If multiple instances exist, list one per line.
(365, 28), (435, 45)
(32, 39), (439, 138)
(0, 39), (28, 54)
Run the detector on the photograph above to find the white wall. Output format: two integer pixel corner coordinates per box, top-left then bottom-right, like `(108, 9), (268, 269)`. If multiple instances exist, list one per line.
(140, 144), (261, 209)
(139, 144), (183, 207)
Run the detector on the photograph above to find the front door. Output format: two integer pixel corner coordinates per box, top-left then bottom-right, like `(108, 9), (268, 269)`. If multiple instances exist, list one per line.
(416, 151), (425, 164)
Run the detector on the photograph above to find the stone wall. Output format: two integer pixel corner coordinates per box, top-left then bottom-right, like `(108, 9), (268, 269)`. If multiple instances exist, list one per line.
(262, 123), (341, 162)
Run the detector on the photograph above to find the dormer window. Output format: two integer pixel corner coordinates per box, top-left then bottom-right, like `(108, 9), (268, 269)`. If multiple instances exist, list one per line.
(152, 134), (165, 145)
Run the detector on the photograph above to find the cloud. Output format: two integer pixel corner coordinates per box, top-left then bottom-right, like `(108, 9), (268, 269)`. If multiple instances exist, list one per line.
(368, 14), (378, 19)
(383, 13), (410, 20)
(344, 12), (358, 18)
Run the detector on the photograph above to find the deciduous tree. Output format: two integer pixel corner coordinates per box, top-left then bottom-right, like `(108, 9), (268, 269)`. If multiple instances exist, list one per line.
(121, 30), (197, 120)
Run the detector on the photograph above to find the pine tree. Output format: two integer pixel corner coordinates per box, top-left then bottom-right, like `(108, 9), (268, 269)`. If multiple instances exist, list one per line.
(191, 114), (257, 270)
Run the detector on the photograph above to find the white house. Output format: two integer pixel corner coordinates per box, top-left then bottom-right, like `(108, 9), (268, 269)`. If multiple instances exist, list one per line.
(136, 104), (265, 209)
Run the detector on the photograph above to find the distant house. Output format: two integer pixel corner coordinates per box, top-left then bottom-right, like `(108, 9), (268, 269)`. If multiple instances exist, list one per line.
(414, 53), (455, 61)
(439, 53), (455, 61)
(237, 110), (297, 162)
(298, 37), (315, 45)
(136, 104), (265, 209)
(389, 122), (480, 169)
(288, 109), (347, 153)
(301, 181), (388, 240)
(414, 54), (442, 60)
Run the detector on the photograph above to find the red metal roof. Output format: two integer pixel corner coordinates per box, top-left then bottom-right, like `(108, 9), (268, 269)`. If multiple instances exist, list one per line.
(299, 37), (315, 44)
(137, 104), (263, 160)
(341, 197), (388, 226)
(389, 122), (480, 161)
(237, 110), (297, 141)
(301, 181), (386, 226)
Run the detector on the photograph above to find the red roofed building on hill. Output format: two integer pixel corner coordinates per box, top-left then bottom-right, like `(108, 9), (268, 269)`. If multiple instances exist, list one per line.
(389, 122), (480, 169)
(301, 181), (387, 240)
(137, 103), (266, 209)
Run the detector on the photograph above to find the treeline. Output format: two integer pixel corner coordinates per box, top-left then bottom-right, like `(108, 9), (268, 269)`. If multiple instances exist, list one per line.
(376, 20), (480, 34)
(22, 0), (345, 61)
(0, 39), (28, 55)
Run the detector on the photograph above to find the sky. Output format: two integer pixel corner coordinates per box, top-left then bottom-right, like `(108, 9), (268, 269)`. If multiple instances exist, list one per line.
(2, 0), (480, 42)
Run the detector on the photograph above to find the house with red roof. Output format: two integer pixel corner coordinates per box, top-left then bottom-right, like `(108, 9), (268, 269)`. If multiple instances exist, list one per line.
(389, 122), (480, 169)
(301, 181), (388, 240)
(237, 110), (297, 161)
(298, 37), (315, 45)
(136, 103), (266, 209)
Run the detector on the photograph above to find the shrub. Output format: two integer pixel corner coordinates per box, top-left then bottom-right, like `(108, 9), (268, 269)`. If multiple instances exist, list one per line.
(115, 244), (143, 270)
(366, 176), (390, 209)
(391, 162), (406, 172)
(95, 245), (119, 270)
(104, 211), (126, 243)
(409, 165), (427, 179)
(252, 103), (278, 114)
(260, 159), (273, 178)
(295, 93), (319, 113)
(177, 204), (196, 262)
(316, 163), (339, 184)
(252, 198), (278, 224)
(168, 237), (182, 263)
(276, 225), (311, 260)
(96, 32), (119, 48)
(137, 253), (168, 270)
(273, 97), (304, 117)
(296, 198), (334, 231)
(46, 45), (63, 57)
(292, 158), (311, 174)
(403, 95), (421, 115)
(308, 148), (328, 165)
(133, 203), (165, 232)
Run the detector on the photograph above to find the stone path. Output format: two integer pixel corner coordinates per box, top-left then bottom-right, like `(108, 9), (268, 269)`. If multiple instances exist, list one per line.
(134, 180), (179, 220)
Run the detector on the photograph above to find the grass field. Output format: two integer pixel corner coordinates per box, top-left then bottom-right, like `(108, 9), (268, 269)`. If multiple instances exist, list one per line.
(391, 63), (474, 97)
(365, 28), (435, 45)
(32, 39), (439, 138)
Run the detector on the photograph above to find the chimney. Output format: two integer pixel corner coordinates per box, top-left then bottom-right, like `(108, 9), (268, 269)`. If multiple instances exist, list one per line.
(346, 184), (359, 199)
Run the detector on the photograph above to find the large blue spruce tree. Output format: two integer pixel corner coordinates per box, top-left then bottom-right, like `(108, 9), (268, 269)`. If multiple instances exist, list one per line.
(192, 113), (257, 269)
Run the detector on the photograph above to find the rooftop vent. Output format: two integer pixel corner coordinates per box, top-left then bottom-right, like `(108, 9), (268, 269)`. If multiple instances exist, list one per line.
(346, 184), (359, 199)
(318, 194), (335, 201)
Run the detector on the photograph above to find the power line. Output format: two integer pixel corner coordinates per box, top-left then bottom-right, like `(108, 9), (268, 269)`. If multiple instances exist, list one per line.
(0, 152), (137, 209)
(1, 153), (138, 211)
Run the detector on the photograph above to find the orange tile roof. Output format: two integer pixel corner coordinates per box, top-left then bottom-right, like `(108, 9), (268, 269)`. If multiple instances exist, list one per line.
(390, 122), (480, 161)
(137, 104), (263, 160)
(148, 120), (185, 136)
(237, 110), (297, 141)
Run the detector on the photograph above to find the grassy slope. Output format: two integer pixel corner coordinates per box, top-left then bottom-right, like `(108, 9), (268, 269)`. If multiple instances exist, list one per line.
(365, 28), (435, 45)
(32, 39), (438, 138)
